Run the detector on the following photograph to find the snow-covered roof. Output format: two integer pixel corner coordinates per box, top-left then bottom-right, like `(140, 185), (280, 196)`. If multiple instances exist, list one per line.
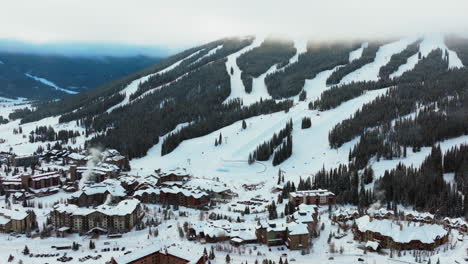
(356, 215), (448, 244)
(184, 178), (230, 193)
(102, 149), (120, 158)
(154, 167), (191, 178)
(113, 244), (202, 264)
(77, 162), (119, 174)
(31, 171), (61, 181)
(406, 211), (434, 220)
(94, 198), (140, 216)
(112, 244), (161, 264)
(133, 187), (161, 197)
(258, 220), (287, 232)
(68, 153), (86, 160)
(72, 181), (126, 198)
(290, 189), (335, 198)
(291, 205), (317, 223)
(366, 240), (380, 250)
(0, 207), (29, 220)
(368, 208), (394, 217)
(444, 217), (467, 227)
(333, 208), (359, 218)
(105, 155), (126, 162)
(288, 222), (309, 236)
(0, 216), (10, 225)
(54, 199), (140, 217)
(135, 186), (208, 199)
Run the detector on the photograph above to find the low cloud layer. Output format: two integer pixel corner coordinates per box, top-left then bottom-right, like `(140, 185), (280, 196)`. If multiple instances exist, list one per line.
(2, 0), (468, 49)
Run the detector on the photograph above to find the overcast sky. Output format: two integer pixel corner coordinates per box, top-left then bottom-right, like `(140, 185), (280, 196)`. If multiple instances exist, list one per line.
(2, 0), (468, 53)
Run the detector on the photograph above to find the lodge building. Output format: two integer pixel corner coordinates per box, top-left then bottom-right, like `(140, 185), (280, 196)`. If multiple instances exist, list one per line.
(133, 186), (209, 209)
(0, 208), (33, 233)
(51, 198), (142, 234)
(354, 215), (449, 251)
(1, 172), (61, 192)
(289, 189), (336, 207)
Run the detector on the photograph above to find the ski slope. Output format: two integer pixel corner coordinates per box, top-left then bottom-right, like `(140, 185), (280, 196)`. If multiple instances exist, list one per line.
(298, 65), (342, 102)
(223, 36), (265, 104)
(340, 37), (418, 84)
(131, 61), (389, 188)
(224, 37), (310, 106)
(189, 45), (223, 65)
(348, 42), (368, 62)
(390, 33), (464, 78)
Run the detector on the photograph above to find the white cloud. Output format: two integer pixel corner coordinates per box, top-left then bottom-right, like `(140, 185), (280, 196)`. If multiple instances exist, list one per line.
(2, 0), (468, 48)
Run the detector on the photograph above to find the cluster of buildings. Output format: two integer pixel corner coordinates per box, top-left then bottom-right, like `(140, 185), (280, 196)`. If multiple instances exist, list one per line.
(332, 208), (360, 222)
(47, 167), (236, 235)
(68, 179), (127, 207)
(332, 207), (450, 251)
(0, 149), (127, 198)
(51, 198), (142, 234)
(443, 217), (468, 233)
(256, 204), (319, 250)
(111, 245), (206, 264)
(131, 169), (235, 209)
(188, 219), (257, 245)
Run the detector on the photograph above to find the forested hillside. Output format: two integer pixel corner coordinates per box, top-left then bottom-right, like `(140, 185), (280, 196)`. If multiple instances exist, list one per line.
(237, 38), (296, 93)
(0, 53), (161, 99)
(264, 41), (360, 98)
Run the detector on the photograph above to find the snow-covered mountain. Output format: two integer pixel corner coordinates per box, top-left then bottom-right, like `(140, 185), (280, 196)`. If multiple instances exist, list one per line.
(1, 33), (468, 193)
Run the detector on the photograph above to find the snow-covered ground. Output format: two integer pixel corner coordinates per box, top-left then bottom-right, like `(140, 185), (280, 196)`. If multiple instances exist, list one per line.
(24, 73), (78, 95)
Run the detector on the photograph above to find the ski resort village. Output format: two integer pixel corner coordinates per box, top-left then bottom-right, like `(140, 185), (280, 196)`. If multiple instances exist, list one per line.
(0, 32), (467, 264)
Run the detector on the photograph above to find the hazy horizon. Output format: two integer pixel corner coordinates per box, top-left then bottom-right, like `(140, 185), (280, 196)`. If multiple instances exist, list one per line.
(2, 0), (468, 56)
